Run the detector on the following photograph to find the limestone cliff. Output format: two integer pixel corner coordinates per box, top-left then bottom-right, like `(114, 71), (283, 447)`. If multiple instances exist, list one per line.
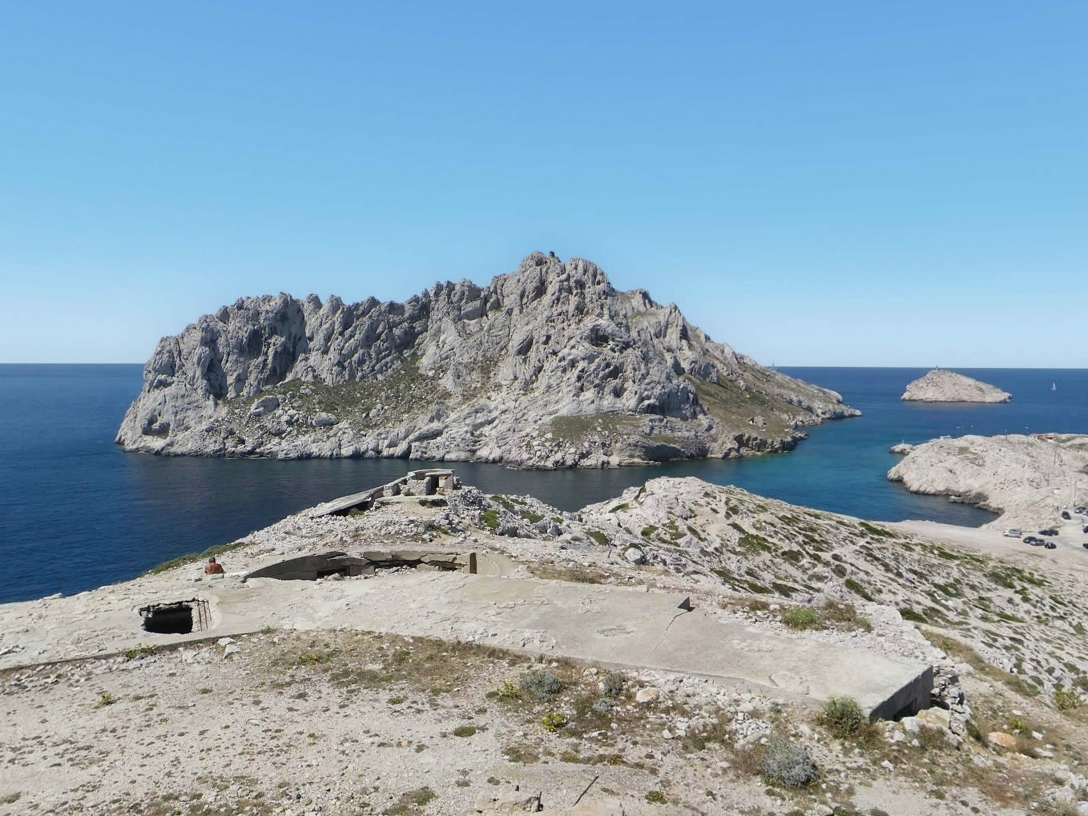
(888, 433), (1088, 529)
(901, 370), (1011, 403)
(117, 253), (859, 467)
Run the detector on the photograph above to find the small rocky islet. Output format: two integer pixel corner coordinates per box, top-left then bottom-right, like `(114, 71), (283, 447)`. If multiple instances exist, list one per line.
(901, 369), (1012, 403)
(116, 252), (858, 467)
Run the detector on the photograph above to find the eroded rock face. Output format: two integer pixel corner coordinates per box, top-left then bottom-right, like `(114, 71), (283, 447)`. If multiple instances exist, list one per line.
(116, 253), (858, 466)
(901, 370), (1011, 403)
(887, 433), (1088, 529)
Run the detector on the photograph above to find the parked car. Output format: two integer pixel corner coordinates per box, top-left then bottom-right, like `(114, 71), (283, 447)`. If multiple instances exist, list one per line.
(1004, 528), (1022, 538)
(1045, 541), (1057, 550)
(1083, 524), (1088, 534)
(1082, 542), (1088, 550)
(1024, 536), (1044, 546)
(1062, 511), (1072, 520)
(1075, 505), (1087, 515)
(1039, 529), (1059, 536)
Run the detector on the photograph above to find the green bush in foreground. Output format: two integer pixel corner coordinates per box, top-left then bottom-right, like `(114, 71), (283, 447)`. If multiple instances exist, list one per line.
(781, 606), (821, 630)
(541, 711), (567, 732)
(817, 696), (868, 739)
(494, 680), (520, 700)
(1054, 688), (1084, 711)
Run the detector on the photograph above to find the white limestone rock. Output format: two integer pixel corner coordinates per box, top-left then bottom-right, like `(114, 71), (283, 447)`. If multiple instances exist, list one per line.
(117, 252), (858, 467)
(901, 369), (1011, 403)
(888, 432), (1088, 529)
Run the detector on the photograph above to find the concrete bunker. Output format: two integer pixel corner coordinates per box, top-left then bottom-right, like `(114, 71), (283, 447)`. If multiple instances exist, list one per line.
(245, 549), (477, 582)
(313, 469), (462, 518)
(139, 599), (211, 635)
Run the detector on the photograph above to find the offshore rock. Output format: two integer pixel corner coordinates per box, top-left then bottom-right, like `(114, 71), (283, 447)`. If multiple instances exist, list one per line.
(901, 369), (1011, 403)
(117, 253), (858, 467)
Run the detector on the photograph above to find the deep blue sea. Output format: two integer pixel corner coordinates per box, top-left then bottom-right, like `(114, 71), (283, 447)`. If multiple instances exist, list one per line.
(1, 365), (1085, 603)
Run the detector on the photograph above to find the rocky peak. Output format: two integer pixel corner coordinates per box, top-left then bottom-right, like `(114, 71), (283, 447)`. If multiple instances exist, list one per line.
(117, 252), (858, 466)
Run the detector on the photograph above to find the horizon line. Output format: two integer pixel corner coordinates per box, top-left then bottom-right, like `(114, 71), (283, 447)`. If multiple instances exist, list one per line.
(1, 362), (1085, 371)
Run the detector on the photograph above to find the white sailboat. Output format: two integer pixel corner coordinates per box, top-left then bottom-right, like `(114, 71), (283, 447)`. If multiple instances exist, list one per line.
(1052, 382), (1058, 392)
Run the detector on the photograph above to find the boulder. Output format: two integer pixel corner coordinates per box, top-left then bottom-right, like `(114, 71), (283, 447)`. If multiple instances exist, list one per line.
(248, 395), (280, 417)
(987, 731), (1017, 751)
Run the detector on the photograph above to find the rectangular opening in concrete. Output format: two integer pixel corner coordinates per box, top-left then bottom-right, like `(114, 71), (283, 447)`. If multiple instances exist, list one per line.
(140, 602), (193, 634)
(139, 599), (210, 635)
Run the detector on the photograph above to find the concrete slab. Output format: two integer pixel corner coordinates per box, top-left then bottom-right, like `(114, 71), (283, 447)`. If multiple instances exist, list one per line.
(0, 571), (930, 719)
(218, 573), (933, 718)
(295, 573), (928, 720)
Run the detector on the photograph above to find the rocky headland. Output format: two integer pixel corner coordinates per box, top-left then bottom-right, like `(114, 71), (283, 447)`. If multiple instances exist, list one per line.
(4, 471), (1088, 814)
(888, 433), (1088, 530)
(901, 369), (1011, 403)
(116, 252), (858, 467)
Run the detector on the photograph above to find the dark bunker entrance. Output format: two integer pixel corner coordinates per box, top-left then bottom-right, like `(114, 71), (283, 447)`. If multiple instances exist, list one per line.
(139, 599), (210, 635)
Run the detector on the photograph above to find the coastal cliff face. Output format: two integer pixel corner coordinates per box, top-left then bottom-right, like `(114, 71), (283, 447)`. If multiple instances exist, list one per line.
(888, 433), (1088, 529)
(901, 370), (1011, 403)
(116, 253), (858, 467)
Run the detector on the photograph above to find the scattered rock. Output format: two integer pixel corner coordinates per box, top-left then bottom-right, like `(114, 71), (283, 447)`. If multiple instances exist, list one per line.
(987, 731), (1017, 751)
(248, 395), (280, 417)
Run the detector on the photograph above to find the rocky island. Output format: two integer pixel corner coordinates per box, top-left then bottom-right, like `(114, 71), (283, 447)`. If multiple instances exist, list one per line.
(116, 252), (858, 467)
(901, 369), (1011, 403)
(3, 469), (1088, 815)
(888, 433), (1088, 530)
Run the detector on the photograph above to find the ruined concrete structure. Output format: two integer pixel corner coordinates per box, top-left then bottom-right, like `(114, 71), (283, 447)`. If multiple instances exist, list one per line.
(245, 549), (477, 581)
(309, 468), (461, 518)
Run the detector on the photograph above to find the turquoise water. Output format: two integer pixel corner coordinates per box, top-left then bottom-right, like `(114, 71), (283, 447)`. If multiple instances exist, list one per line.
(0, 364), (1085, 602)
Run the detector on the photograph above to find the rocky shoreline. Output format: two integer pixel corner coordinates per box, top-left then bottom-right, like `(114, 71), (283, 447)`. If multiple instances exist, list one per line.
(116, 253), (858, 468)
(888, 433), (1088, 530)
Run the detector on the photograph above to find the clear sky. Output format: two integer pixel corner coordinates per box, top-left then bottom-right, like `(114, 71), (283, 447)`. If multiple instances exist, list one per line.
(1, 1), (1085, 367)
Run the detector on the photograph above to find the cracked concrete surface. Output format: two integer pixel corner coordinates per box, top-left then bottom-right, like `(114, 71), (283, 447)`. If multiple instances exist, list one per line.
(1, 569), (931, 719)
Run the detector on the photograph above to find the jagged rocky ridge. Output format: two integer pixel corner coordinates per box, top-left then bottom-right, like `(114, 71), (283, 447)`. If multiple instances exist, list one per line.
(117, 253), (858, 467)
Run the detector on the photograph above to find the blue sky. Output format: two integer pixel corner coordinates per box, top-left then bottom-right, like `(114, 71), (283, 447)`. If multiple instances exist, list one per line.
(1, 1), (1084, 366)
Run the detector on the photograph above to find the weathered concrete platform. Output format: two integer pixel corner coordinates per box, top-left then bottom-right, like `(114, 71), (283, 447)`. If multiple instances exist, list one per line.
(239, 572), (929, 721)
(2, 570), (930, 720)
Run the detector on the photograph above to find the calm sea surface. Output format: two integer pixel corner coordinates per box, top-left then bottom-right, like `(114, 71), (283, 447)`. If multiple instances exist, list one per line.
(1, 365), (1085, 603)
